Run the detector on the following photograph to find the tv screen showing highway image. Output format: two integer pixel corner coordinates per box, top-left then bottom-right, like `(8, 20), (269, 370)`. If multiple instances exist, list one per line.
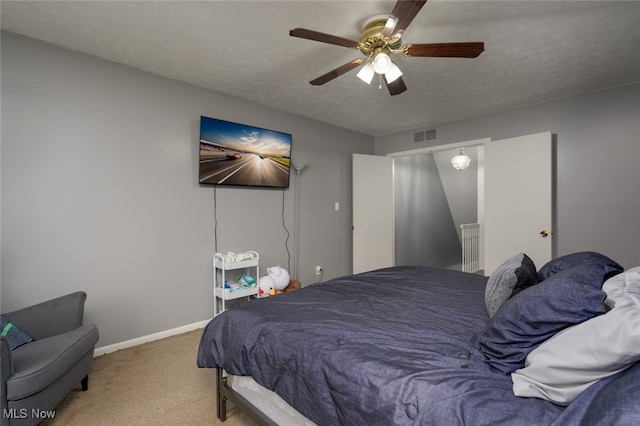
(199, 116), (292, 188)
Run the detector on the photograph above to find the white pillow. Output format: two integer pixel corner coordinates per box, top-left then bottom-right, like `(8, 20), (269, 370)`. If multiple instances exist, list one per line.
(511, 266), (640, 406)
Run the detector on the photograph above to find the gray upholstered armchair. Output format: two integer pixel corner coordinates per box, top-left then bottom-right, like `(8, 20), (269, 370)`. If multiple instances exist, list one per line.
(1, 292), (99, 426)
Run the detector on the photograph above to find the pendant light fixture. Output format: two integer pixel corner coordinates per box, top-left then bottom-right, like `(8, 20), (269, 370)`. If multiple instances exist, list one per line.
(451, 148), (471, 170)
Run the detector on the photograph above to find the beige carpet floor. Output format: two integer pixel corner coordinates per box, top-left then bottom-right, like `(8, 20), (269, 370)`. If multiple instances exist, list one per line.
(42, 329), (256, 426)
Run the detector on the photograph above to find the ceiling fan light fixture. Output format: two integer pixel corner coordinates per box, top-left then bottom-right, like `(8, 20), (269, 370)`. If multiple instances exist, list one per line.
(385, 62), (403, 83)
(373, 52), (392, 74)
(356, 62), (375, 84)
(290, 0), (484, 96)
(384, 16), (398, 33)
(451, 148), (471, 171)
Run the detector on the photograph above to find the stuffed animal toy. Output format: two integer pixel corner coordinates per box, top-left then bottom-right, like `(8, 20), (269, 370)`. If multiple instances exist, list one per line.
(284, 279), (302, 292)
(267, 266), (290, 291)
(258, 275), (276, 297)
(258, 267), (291, 297)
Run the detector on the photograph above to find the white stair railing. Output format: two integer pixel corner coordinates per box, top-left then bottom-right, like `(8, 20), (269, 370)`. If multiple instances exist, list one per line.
(461, 223), (481, 273)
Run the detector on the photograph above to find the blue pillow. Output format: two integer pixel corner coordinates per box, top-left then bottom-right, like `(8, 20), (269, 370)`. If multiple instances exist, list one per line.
(479, 263), (609, 374)
(537, 251), (623, 282)
(1, 315), (34, 350)
(581, 362), (640, 425)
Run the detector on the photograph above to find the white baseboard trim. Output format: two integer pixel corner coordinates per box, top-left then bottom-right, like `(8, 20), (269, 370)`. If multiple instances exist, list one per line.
(94, 319), (210, 357)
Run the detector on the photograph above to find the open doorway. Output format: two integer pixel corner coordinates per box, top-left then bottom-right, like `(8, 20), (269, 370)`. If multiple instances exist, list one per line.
(393, 144), (483, 271)
(353, 133), (552, 275)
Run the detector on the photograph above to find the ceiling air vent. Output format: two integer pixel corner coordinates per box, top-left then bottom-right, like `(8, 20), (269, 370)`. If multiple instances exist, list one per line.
(414, 129), (436, 143)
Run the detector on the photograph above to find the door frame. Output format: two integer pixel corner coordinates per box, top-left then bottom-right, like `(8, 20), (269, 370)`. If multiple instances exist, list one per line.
(387, 138), (490, 159)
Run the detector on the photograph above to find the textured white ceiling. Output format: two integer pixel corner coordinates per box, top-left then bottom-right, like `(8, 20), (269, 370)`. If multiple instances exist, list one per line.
(2, 1), (640, 136)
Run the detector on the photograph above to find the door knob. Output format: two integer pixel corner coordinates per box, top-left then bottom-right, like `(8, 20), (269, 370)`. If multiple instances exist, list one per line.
(540, 230), (549, 238)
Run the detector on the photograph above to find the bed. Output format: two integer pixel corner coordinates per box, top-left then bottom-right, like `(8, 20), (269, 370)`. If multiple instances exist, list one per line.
(197, 252), (640, 425)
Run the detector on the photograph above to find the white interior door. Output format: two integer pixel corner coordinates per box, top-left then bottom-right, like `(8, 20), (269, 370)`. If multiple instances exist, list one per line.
(484, 132), (553, 274)
(352, 154), (394, 274)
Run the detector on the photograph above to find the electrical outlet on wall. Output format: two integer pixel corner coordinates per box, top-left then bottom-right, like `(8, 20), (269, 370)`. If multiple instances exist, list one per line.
(315, 265), (323, 276)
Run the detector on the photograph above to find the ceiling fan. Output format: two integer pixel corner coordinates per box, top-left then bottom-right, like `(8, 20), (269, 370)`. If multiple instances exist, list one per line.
(289, 0), (484, 96)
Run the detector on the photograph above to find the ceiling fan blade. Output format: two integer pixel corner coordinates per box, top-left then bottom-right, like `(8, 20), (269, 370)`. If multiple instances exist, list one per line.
(382, 0), (427, 38)
(290, 28), (359, 49)
(309, 58), (365, 85)
(403, 42), (485, 58)
(384, 75), (407, 96)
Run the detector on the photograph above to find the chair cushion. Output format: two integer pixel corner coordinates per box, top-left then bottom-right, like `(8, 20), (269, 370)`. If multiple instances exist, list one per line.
(6, 324), (99, 400)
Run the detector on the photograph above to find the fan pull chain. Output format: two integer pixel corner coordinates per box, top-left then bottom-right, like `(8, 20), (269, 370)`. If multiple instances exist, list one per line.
(378, 74), (383, 90)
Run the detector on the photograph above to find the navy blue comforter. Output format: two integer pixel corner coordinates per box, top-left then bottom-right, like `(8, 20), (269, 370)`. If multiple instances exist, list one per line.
(197, 266), (613, 425)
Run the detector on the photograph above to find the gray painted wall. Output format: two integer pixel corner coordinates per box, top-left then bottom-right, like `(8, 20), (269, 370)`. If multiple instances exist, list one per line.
(376, 84), (640, 269)
(1, 32), (373, 346)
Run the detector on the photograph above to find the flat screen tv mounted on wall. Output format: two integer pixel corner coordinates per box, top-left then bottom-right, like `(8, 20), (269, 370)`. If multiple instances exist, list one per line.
(199, 116), (292, 188)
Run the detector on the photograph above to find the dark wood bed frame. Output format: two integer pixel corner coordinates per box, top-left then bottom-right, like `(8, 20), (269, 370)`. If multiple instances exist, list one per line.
(216, 367), (278, 426)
